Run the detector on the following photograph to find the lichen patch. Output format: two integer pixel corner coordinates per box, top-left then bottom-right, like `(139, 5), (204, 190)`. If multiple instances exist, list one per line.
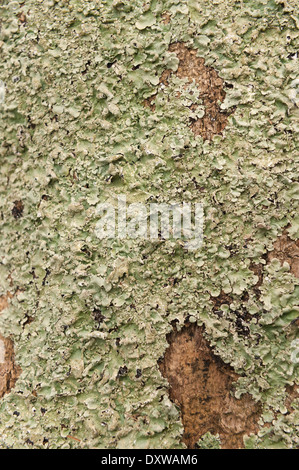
(159, 323), (261, 449)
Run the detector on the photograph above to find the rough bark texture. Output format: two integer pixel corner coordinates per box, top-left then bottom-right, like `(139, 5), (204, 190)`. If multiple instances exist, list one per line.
(0, 0), (298, 450)
(0, 334), (21, 399)
(159, 323), (261, 449)
(267, 230), (299, 279)
(144, 43), (234, 140)
(0, 295), (21, 399)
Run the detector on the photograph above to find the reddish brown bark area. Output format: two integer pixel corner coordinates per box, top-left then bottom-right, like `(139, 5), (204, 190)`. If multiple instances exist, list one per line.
(267, 230), (299, 278)
(144, 43), (233, 140)
(0, 292), (13, 312)
(159, 323), (261, 449)
(0, 294), (21, 398)
(0, 334), (21, 399)
(285, 384), (298, 413)
(161, 12), (171, 25)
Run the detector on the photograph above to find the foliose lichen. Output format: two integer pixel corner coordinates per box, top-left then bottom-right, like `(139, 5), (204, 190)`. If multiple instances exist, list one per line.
(0, 0), (298, 449)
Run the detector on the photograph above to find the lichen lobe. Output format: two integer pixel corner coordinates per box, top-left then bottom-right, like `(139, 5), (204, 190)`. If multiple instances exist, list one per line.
(159, 323), (261, 449)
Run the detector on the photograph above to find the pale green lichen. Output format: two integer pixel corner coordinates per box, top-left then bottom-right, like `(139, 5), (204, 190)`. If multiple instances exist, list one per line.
(0, 0), (298, 449)
(197, 432), (221, 449)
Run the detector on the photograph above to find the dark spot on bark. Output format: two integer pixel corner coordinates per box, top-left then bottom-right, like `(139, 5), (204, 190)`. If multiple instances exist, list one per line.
(12, 200), (24, 219)
(81, 60), (91, 75)
(107, 60), (117, 68)
(23, 314), (34, 327)
(117, 366), (128, 378)
(211, 291), (232, 317)
(92, 309), (105, 326)
(235, 315), (250, 337)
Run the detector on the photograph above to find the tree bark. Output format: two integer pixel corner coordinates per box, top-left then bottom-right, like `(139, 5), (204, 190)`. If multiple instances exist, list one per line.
(0, 0), (298, 449)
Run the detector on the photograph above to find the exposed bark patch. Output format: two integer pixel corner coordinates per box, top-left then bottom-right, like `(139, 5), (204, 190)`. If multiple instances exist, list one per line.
(267, 230), (299, 278)
(144, 43), (234, 140)
(249, 261), (265, 297)
(285, 384), (298, 413)
(17, 12), (27, 24)
(159, 323), (261, 449)
(0, 293), (21, 398)
(169, 43), (231, 141)
(0, 293), (13, 312)
(12, 200), (24, 219)
(249, 229), (299, 298)
(161, 12), (171, 24)
(0, 334), (21, 399)
(211, 291), (232, 317)
(249, 229), (299, 288)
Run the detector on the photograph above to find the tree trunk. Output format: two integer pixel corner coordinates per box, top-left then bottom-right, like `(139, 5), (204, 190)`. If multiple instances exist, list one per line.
(0, 0), (298, 449)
